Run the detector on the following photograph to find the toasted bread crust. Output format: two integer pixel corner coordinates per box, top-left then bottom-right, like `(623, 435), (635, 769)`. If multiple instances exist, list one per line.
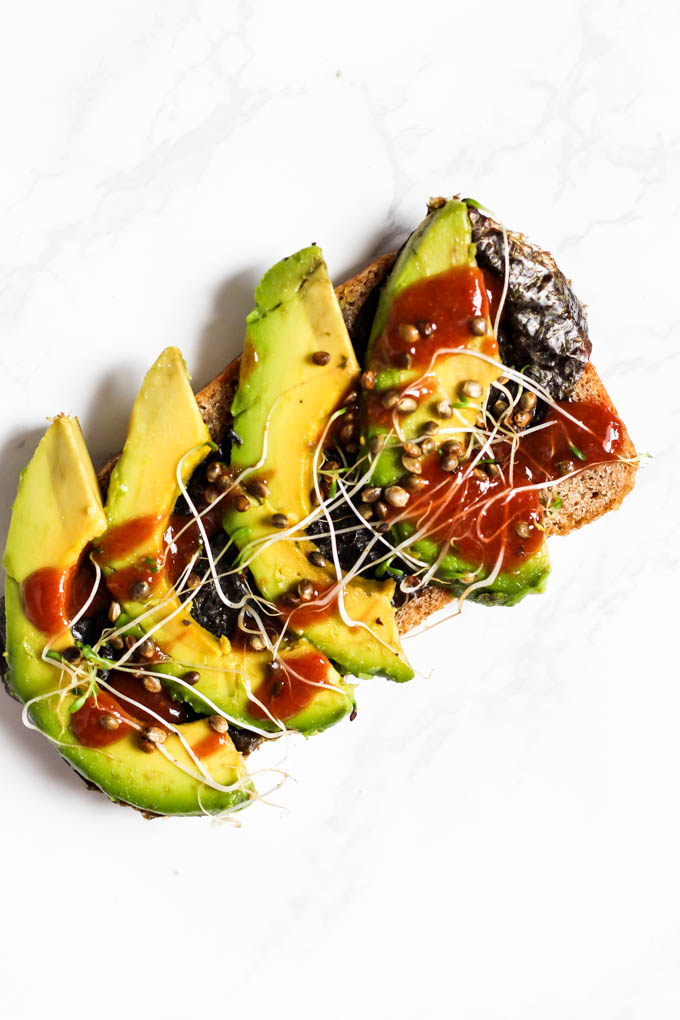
(97, 254), (636, 635)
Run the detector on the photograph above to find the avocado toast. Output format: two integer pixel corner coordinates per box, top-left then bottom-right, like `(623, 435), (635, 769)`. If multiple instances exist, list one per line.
(1, 197), (637, 817)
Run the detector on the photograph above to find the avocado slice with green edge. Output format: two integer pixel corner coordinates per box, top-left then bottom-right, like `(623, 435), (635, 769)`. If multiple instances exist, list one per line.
(100, 346), (354, 733)
(362, 199), (550, 605)
(2, 416), (251, 815)
(224, 246), (413, 683)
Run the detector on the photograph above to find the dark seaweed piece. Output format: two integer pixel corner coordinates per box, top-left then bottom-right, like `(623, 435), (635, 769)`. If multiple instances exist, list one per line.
(228, 724), (263, 757)
(71, 610), (109, 649)
(467, 205), (591, 400)
(306, 503), (388, 574)
(186, 531), (251, 639)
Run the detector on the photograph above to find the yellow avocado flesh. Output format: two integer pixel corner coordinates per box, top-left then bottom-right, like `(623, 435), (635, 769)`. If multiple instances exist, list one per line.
(101, 346), (353, 733)
(225, 246), (413, 683)
(2, 418), (250, 815)
(363, 200), (550, 605)
(365, 200), (502, 487)
(3, 416), (106, 584)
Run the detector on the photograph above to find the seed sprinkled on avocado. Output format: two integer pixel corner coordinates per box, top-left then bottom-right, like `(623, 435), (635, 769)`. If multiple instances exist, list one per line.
(441, 455), (459, 473)
(130, 580), (150, 600)
(139, 639), (156, 660)
(513, 410), (532, 429)
(297, 579), (316, 602)
(361, 486), (382, 503)
(312, 350), (330, 365)
(396, 396), (418, 414)
(421, 420), (439, 435)
(360, 370), (376, 390)
(143, 725), (166, 745)
(461, 379), (483, 399)
(339, 423), (357, 446)
(470, 316), (487, 336)
(233, 494), (251, 513)
(381, 390), (400, 410)
(404, 474), (427, 491)
(271, 513), (287, 529)
(398, 322), (420, 344)
(99, 713), (120, 731)
(385, 485), (409, 508)
(249, 634), (266, 651)
(138, 737), (156, 754)
(247, 479), (270, 500)
(182, 670), (200, 686)
(308, 550), (327, 568)
(402, 442), (421, 458)
(435, 399), (452, 418)
(209, 714), (229, 734)
(401, 455), (422, 475)
(108, 601), (122, 623)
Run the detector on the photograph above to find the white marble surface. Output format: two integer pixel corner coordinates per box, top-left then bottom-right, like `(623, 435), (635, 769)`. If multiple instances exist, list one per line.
(0, 2), (677, 1017)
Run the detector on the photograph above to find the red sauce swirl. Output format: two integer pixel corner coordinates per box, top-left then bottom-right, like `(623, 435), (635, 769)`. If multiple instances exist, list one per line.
(248, 650), (332, 721)
(394, 400), (627, 572)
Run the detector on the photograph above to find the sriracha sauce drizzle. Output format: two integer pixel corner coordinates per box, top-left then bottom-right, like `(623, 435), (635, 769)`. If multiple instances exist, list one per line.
(70, 671), (193, 749)
(248, 650), (332, 721)
(371, 264), (498, 374)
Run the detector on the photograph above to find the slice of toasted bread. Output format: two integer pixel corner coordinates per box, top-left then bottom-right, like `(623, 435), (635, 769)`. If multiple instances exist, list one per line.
(97, 254), (637, 635)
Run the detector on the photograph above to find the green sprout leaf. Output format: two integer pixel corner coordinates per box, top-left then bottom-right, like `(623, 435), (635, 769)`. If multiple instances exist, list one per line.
(69, 693), (88, 714)
(569, 441), (587, 462)
(68, 673), (99, 714)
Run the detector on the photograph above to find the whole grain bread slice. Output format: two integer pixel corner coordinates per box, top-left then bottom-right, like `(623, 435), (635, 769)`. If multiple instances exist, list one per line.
(97, 254), (637, 635)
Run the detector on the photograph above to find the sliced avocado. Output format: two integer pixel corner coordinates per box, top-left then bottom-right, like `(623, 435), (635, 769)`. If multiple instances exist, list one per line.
(224, 247), (413, 682)
(361, 200), (550, 605)
(100, 347), (353, 733)
(2, 417), (251, 815)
